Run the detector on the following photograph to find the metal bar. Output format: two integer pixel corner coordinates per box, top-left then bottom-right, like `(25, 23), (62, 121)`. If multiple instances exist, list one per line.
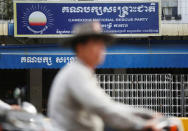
(164, 75), (167, 116)
(117, 75), (119, 103)
(155, 75), (157, 113)
(181, 75), (185, 117)
(136, 75), (138, 108)
(141, 74), (144, 108)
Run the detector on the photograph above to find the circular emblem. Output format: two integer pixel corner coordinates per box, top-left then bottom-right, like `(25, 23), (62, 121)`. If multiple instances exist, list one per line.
(22, 4), (54, 34)
(29, 11), (47, 26)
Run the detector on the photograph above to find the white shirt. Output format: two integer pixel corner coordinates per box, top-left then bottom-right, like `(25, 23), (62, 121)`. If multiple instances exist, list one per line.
(0, 100), (11, 110)
(48, 59), (154, 131)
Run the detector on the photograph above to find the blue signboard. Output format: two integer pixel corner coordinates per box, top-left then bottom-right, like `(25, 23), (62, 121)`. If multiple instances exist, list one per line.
(0, 55), (76, 69)
(2, 41), (188, 69)
(1, 53), (188, 69)
(14, 1), (161, 37)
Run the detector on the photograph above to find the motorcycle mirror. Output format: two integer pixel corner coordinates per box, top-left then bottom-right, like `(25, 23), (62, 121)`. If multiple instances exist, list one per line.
(14, 88), (21, 99)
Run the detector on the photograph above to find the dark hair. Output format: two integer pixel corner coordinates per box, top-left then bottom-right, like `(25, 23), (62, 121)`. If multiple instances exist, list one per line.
(71, 35), (106, 52)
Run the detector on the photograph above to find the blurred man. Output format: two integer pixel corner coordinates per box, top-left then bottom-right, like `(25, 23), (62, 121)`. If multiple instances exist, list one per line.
(48, 22), (161, 131)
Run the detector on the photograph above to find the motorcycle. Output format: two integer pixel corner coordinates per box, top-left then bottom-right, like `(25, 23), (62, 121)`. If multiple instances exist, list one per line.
(0, 88), (53, 131)
(0, 88), (184, 131)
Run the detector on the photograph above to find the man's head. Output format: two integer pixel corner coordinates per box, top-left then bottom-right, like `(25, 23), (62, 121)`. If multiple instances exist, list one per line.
(74, 36), (106, 68)
(70, 22), (114, 68)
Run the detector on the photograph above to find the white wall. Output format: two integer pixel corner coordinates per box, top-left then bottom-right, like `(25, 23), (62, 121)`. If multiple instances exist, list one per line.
(180, 0), (188, 23)
(0, 21), (8, 35)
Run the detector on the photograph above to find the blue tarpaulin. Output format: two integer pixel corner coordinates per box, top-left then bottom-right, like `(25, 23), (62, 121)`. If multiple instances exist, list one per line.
(0, 40), (188, 69)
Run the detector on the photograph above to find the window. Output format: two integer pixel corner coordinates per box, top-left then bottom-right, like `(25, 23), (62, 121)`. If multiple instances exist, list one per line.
(162, 0), (181, 20)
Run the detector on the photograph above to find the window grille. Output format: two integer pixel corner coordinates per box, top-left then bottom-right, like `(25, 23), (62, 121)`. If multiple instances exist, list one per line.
(97, 74), (188, 117)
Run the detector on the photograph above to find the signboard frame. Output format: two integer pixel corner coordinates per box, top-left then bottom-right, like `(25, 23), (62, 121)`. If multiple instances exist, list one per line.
(14, 0), (161, 37)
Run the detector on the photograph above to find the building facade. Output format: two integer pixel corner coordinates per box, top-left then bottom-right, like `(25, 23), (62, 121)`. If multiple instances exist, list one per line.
(0, 0), (188, 117)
